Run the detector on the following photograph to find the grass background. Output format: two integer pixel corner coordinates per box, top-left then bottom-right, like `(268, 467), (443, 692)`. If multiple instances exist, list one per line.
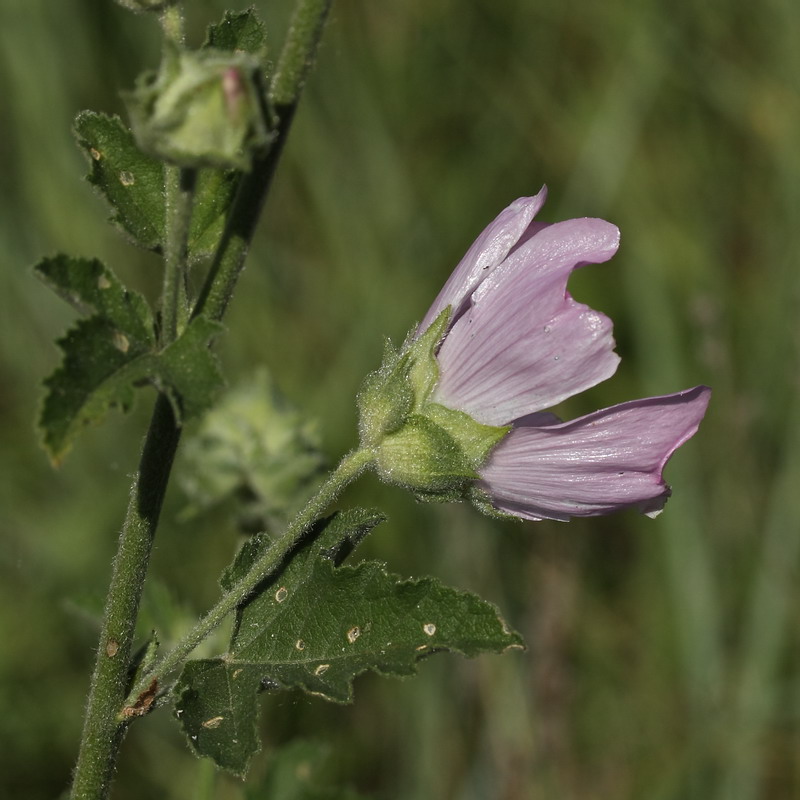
(1, 0), (799, 797)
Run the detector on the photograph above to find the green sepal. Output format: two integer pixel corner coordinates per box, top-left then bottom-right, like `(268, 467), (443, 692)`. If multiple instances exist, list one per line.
(405, 307), (450, 409)
(425, 402), (510, 467)
(373, 414), (476, 494)
(356, 345), (414, 445)
(126, 46), (272, 171)
(468, 485), (524, 522)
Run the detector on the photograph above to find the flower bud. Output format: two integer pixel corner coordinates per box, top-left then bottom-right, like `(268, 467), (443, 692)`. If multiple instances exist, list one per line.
(126, 48), (271, 170)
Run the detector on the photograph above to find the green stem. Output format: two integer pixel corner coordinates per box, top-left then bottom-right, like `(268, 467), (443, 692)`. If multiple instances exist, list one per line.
(69, 396), (182, 800)
(161, 166), (195, 344)
(69, 3), (334, 796)
(159, 4), (184, 45)
(270, 0), (333, 107)
(123, 448), (373, 709)
(193, 0), (333, 323)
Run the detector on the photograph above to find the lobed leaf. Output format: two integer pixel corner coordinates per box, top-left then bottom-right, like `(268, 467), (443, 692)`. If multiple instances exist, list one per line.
(175, 511), (523, 774)
(40, 314), (224, 462)
(34, 254), (154, 346)
(74, 111), (166, 250)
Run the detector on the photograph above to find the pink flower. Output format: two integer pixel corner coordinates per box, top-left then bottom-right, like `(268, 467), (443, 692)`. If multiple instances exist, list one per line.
(418, 186), (710, 521)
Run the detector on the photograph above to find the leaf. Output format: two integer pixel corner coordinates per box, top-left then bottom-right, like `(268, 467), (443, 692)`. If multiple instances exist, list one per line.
(40, 316), (151, 461)
(188, 168), (240, 261)
(174, 658), (263, 775)
(175, 511), (523, 774)
(178, 369), (326, 534)
(74, 111), (166, 250)
(153, 316), (226, 421)
(40, 315), (224, 462)
(247, 740), (370, 800)
(204, 8), (268, 56)
(34, 254), (154, 346)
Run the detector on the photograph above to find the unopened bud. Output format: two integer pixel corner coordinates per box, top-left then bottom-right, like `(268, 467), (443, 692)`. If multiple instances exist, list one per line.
(127, 48), (271, 170)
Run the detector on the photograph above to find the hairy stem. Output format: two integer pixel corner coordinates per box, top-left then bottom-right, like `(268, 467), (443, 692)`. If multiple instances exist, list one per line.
(69, 2), (334, 796)
(69, 396), (181, 800)
(193, 0), (333, 323)
(161, 167), (195, 344)
(123, 448), (374, 709)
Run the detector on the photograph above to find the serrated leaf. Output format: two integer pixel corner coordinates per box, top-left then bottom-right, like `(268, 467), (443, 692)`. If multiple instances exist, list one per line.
(74, 111), (166, 250)
(40, 315), (224, 461)
(232, 559), (524, 700)
(41, 316), (151, 460)
(175, 658), (263, 775)
(247, 740), (370, 800)
(175, 512), (523, 774)
(204, 8), (268, 56)
(34, 255), (154, 346)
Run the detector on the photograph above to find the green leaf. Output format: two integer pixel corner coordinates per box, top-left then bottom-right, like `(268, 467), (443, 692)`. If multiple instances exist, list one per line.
(34, 255), (155, 346)
(40, 316), (151, 461)
(247, 740), (370, 800)
(154, 316), (225, 421)
(189, 168), (240, 261)
(174, 658), (263, 775)
(175, 511), (523, 774)
(40, 314), (223, 462)
(74, 111), (166, 250)
(178, 369), (326, 534)
(204, 8), (268, 56)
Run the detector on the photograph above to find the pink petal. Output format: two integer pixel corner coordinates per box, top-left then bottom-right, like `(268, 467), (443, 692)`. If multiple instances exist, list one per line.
(433, 218), (621, 425)
(418, 188), (548, 333)
(477, 386), (711, 521)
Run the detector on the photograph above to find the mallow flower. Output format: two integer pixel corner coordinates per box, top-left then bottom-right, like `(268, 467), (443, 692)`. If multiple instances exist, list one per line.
(357, 186), (710, 522)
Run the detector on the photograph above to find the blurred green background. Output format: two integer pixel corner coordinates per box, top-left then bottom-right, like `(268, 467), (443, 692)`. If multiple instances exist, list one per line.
(1, 0), (799, 797)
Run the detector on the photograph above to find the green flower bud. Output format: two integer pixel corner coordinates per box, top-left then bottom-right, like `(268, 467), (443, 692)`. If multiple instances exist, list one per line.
(126, 47), (271, 170)
(358, 308), (510, 500)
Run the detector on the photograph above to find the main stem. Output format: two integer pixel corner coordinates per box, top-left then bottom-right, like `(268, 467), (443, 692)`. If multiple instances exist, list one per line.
(69, 2), (334, 797)
(124, 448), (374, 708)
(69, 396), (181, 800)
